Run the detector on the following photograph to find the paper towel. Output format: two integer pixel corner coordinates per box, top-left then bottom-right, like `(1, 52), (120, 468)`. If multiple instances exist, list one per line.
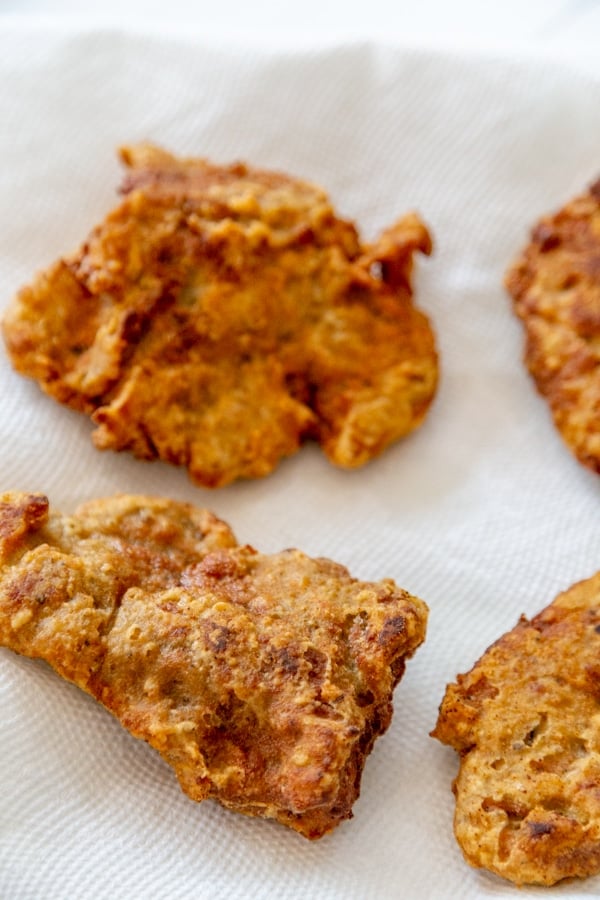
(0, 23), (599, 899)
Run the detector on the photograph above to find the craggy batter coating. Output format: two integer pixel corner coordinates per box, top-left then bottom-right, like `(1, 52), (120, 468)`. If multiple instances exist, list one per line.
(0, 492), (428, 838)
(2, 145), (437, 487)
(506, 178), (600, 473)
(432, 571), (600, 886)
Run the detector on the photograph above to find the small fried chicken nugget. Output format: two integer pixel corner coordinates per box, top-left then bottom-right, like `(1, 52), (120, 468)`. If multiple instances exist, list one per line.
(432, 571), (600, 886)
(2, 146), (437, 488)
(506, 178), (600, 473)
(0, 492), (427, 839)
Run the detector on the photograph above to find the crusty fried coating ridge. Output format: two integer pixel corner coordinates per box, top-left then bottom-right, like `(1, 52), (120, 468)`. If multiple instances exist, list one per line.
(2, 145), (437, 488)
(506, 178), (600, 473)
(432, 571), (600, 886)
(0, 491), (428, 838)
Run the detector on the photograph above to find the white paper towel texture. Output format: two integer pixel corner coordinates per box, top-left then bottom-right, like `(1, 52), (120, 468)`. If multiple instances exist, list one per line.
(0, 24), (599, 899)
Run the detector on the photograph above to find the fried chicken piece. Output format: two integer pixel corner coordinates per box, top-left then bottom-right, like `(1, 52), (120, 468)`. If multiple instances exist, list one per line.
(432, 571), (600, 886)
(0, 491), (428, 838)
(2, 145), (437, 487)
(506, 178), (600, 473)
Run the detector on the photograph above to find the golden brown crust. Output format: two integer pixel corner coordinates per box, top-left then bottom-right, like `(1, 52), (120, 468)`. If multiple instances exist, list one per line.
(2, 145), (437, 487)
(505, 179), (600, 473)
(432, 571), (600, 885)
(0, 491), (427, 838)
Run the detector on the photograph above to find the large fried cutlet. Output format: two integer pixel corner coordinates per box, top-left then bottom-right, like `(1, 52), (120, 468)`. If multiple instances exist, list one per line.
(0, 491), (427, 839)
(506, 178), (600, 474)
(2, 145), (437, 487)
(432, 571), (600, 886)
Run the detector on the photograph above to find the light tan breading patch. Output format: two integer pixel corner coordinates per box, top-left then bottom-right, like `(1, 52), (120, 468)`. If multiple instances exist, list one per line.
(0, 491), (427, 839)
(505, 178), (600, 473)
(2, 145), (437, 487)
(432, 571), (600, 886)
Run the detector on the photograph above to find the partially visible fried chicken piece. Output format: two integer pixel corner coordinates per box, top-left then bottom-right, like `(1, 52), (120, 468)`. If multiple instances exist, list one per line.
(432, 571), (600, 886)
(506, 178), (600, 473)
(2, 145), (437, 487)
(0, 491), (428, 838)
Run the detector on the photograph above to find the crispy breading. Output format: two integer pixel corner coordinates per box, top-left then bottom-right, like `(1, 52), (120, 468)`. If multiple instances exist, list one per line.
(2, 145), (437, 488)
(0, 491), (428, 838)
(505, 178), (600, 473)
(432, 571), (600, 886)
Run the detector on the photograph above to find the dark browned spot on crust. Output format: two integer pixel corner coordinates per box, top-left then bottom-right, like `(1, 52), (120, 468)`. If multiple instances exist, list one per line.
(378, 615), (406, 646)
(529, 820), (555, 837)
(532, 223), (561, 253)
(590, 178), (600, 200)
(0, 493), (49, 562)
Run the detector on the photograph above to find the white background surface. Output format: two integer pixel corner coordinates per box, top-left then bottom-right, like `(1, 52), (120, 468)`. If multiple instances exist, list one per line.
(2, 0), (600, 52)
(0, 4), (599, 900)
